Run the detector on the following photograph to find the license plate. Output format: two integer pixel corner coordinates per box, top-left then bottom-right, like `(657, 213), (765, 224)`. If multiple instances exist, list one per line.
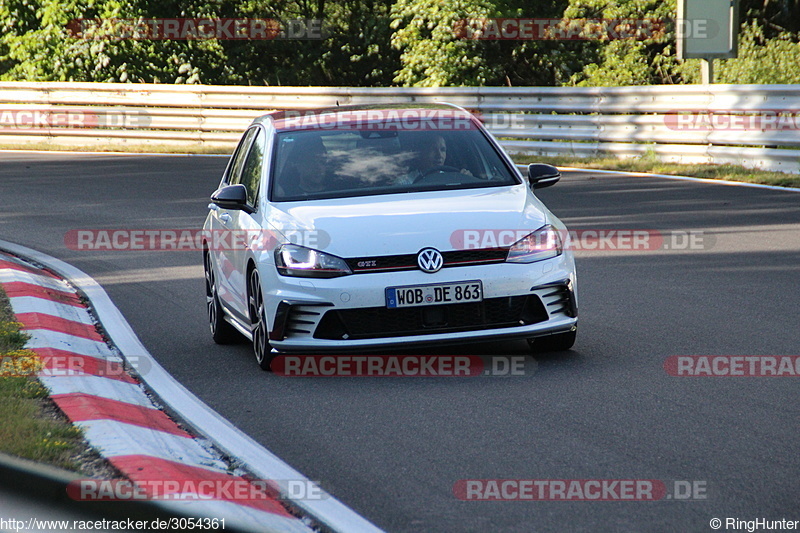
(386, 281), (483, 308)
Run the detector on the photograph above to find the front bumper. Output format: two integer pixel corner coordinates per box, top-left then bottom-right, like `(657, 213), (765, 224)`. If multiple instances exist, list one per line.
(261, 254), (577, 352)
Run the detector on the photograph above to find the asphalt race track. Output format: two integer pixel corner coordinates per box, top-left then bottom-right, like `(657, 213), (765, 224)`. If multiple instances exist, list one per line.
(1, 152), (798, 532)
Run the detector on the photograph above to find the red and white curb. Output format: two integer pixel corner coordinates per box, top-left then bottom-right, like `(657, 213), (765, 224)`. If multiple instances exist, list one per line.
(0, 241), (383, 533)
(0, 253), (309, 531)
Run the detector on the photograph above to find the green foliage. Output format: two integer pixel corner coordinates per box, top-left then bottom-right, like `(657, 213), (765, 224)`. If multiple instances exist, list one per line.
(389, 0), (591, 86)
(0, 0), (400, 85)
(680, 21), (800, 84)
(739, 0), (800, 34)
(566, 0), (800, 86)
(0, 0), (228, 83)
(565, 0), (679, 86)
(228, 0), (399, 86)
(390, 0), (496, 86)
(0, 0), (799, 86)
(0, 289), (86, 471)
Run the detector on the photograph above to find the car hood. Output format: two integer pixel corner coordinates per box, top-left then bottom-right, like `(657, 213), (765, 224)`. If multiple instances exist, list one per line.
(267, 185), (550, 257)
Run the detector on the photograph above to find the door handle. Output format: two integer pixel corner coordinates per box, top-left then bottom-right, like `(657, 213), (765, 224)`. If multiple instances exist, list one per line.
(219, 213), (232, 224)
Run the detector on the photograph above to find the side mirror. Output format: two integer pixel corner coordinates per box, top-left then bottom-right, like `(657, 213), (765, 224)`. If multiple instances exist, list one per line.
(210, 184), (254, 213)
(527, 163), (561, 190)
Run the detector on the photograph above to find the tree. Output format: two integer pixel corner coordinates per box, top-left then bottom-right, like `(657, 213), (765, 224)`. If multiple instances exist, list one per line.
(2, 0), (798, 86)
(0, 0), (401, 86)
(564, 0), (679, 86)
(389, 0), (588, 86)
(0, 0), (228, 83)
(225, 0), (399, 86)
(390, 0), (496, 86)
(565, 0), (800, 86)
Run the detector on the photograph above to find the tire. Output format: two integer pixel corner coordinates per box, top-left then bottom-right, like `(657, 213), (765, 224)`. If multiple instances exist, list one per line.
(204, 252), (239, 344)
(528, 328), (577, 353)
(248, 268), (274, 371)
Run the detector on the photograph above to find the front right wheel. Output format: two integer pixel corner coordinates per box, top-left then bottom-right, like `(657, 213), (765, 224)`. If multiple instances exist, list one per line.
(248, 268), (274, 371)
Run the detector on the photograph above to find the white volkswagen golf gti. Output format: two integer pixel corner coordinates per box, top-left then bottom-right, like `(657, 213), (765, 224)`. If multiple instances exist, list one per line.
(203, 104), (577, 369)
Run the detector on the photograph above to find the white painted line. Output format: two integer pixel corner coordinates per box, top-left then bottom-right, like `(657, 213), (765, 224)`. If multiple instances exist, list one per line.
(0, 239), (385, 533)
(77, 419), (228, 470)
(8, 296), (94, 325)
(39, 375), (154, 408)
(521, 163), (800, 192)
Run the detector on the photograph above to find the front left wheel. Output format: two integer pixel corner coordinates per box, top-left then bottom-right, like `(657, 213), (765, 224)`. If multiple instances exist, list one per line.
(205, 252), (239, 344)
(248, 268), (275, 371)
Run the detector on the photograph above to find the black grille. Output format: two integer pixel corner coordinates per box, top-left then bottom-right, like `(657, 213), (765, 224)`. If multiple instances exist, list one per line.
(539, 282), (577, 318)
(345, 254), (417, 273)
(314, 295), (548, 340)
(285, 308), (320, 336)
(270, 301), (332, 341)
(442, 249), (508, 265)
(345, 248), (508, 274)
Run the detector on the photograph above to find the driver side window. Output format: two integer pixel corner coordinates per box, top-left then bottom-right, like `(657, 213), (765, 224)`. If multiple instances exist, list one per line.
(225, 127), (258, 186)
(239, 129), (264, 209)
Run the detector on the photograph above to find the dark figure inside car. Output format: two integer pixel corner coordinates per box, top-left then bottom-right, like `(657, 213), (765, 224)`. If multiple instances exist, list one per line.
(276, 136), (329, 197)
(400, 133), (472, 185)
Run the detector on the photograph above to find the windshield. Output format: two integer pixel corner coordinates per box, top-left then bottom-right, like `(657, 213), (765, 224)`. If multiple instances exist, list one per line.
(269, 128), (519, 202)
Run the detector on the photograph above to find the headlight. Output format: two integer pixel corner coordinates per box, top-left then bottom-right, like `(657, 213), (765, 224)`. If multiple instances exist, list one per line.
(506, 225), (563, 263)
(275, 244), (352, 278)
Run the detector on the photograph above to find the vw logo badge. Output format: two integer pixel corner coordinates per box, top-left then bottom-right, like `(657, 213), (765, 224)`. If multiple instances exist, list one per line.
(417, 248), (444, 273)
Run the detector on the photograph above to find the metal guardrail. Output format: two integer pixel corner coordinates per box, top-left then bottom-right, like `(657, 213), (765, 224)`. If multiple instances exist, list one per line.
(1, 82), (799, 173)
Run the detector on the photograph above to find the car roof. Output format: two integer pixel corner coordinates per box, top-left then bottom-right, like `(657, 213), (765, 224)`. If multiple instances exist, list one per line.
(251, 103), (479, 132)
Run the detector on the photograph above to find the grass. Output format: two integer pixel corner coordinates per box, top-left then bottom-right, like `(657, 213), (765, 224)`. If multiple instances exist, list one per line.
(515, 154), (800, 188)
(0, 286), (87, 470)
